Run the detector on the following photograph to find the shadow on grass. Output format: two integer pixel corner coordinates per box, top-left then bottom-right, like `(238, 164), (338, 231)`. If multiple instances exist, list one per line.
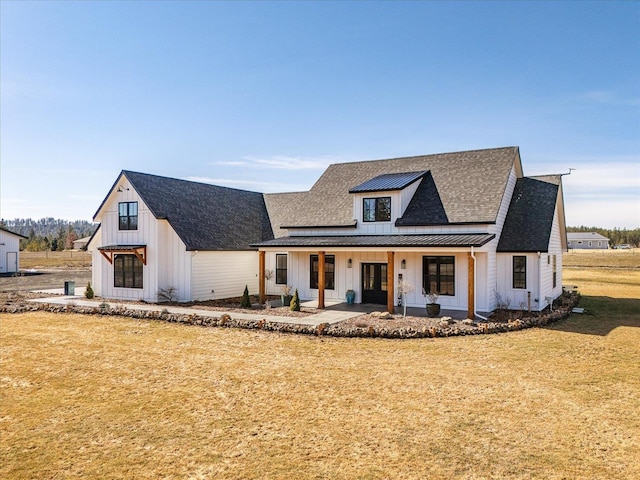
(548, 295), (640, 336)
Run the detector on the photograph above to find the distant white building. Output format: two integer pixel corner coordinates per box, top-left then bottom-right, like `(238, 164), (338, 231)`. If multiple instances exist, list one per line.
(567, 232), (609, 250)
(0, 227), (27, 273)
(73, 236), (92, 250)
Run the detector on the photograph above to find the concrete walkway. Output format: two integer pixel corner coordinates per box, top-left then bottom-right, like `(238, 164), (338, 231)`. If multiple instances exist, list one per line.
(28, 289), (362, 327)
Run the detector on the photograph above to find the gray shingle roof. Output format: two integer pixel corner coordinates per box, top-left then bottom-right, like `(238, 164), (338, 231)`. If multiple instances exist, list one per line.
(252, 233), (495, 248)
(567, 232), (609, 241)
(349, 171), (428, 193)
(497, 177), (560, 252)
(265, 147), (520, 232)
(99, 171), (274, 251)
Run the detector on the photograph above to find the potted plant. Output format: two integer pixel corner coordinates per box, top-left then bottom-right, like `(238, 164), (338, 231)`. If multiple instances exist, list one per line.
(280, 284), (293, 307)
(423, 288), (440, 317)
(345, 289), (355, 305)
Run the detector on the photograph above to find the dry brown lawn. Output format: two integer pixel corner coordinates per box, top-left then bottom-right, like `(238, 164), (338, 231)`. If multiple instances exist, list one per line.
(19, 250), (92, 269)
(1, 254), (639, 479)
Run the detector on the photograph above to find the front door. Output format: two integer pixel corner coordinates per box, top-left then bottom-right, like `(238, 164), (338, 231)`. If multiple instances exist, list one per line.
(361, 263), (387, 304)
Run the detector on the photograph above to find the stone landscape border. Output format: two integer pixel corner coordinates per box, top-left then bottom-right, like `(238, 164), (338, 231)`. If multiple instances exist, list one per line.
(2, 292), (580, 339)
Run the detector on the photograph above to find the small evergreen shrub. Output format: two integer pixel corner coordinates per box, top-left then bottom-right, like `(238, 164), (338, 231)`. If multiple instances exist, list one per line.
(240, 285), (252, 309)
(290, 289), (300, 311)
(85, 282), (94, 299)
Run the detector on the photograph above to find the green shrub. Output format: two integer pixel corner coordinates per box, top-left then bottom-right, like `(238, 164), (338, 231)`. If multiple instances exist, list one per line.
(85, 282), (94, 299)
(240, 285), (251, 309)
(290, 289), (300, 311)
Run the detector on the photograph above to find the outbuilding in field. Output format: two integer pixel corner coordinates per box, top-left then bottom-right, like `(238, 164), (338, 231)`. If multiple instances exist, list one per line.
(0, 227), (27, 273)
(567, 232), (609, 250)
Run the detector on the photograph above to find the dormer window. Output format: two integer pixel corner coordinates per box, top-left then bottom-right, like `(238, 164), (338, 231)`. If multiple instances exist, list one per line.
(363, 197), (391, 222)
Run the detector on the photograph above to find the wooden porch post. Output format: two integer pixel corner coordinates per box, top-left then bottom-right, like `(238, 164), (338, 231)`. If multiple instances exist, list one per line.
(318, 251), (325, 309)
(467, 252), (475, 319)
(387, 251), (395, 314)
(259, 250), (266, 304)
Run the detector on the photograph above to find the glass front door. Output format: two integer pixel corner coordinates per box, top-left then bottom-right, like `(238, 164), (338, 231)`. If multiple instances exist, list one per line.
(361, 263), (388, 304)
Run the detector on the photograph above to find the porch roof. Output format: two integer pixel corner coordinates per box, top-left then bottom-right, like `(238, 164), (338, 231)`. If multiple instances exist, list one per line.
(252, 233), (495, 249)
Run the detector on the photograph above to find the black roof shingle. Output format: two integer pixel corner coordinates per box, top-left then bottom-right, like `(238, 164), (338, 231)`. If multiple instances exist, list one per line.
(497, 177), (559, 252)
(96, 171), (273, 251)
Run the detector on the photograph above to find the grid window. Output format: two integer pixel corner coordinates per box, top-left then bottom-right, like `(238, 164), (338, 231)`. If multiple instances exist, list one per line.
(118, 202), (138, 230)
(275, 254), (287, 285)
(513, 256), (526, 289)
(310, 255), (335, 290)
(552, 255), (557, 288)
(114, 254), (143, 289)
(422, 256), (455, 296)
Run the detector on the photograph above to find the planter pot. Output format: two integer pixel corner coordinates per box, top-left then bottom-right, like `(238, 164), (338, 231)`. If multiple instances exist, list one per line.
(281, 295), (292, 307)
(346, 290), (355, 305)
(426, 303), (441, 317)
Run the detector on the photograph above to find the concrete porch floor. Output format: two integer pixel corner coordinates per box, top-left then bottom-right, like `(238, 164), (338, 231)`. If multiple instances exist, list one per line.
(300, 300), (482, 320)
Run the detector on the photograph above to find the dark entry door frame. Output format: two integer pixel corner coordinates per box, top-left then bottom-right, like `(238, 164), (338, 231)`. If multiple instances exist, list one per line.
(361, 263), (388, 304)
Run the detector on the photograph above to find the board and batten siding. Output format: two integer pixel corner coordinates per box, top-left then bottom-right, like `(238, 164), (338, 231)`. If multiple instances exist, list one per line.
(264, 250), (480, 312)
(485, 165), (519, 312)
(156, 219), (192, 302)
(539, 208), (564, 307)
(91, 184), (161, 302)
(191, 251), (259, 301)
(496, 252), (540, 311)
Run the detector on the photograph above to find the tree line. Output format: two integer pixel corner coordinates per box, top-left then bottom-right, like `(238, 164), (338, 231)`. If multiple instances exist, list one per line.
(567, 226), (640, 247)
(1, 218), (98, 252)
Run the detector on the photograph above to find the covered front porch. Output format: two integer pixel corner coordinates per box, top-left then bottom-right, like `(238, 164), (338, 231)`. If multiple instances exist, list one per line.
(253, 233), (496, 320)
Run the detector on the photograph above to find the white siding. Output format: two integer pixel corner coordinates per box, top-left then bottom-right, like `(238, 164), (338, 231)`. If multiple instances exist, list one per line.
(485, 165), (519, 311)
(267, 250), (477, 311)
(539, 208), (564, 306)
(191, 251), (259, 301)
(0, 230), (22, 273)
(92, 179), (179, 302)
(496, 252), (540, 311)
(156, 220), (191, 302)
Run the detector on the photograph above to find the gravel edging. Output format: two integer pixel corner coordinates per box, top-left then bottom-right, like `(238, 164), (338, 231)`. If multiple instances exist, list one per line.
(1, 293), (581, 339)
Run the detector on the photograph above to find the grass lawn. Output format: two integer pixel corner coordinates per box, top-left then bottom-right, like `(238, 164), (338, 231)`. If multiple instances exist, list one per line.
(1, 253), (639, 479)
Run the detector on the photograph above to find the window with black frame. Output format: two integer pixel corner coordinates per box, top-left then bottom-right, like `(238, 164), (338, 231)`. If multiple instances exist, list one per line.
(363, 197), (391, 222)
(422, 256), (455, 296)
(310, 254), (335, 290)
(114, 254), (143, 288)
(513, 256), (526, 289)
(118, 202), (138, 230)
(275, 254), (287, 285)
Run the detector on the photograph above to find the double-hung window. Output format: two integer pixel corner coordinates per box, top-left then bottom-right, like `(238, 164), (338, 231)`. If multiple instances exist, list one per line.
(513, 256), (526, 289)
(363, 197), (391, 222)
(119, 202), (138, 230)
(552, 255), (557, 288)
(114, 254), (143, 289)
(310, 255), (335, 290)
(275, 254), (288, 285)
(423, 256), (455, 296)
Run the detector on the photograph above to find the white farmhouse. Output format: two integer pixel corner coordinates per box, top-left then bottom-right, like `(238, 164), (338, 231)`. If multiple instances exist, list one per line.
(89, 147), (567, 318)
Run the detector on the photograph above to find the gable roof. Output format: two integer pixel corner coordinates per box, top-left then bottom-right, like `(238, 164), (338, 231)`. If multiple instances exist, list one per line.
(0, 226), (28, 239)
(567, 232), (609, 241)
(265, 147), (521, 234)
(497, 176), (560, 252)
(95, 171), (273, 251)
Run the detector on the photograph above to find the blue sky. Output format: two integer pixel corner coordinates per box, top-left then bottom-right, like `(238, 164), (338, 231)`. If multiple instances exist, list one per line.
(1, 0), (639, 228)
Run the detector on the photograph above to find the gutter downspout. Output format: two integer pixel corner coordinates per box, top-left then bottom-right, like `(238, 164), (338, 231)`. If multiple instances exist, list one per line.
(538, 252), (543, 312)
(471, 246), (488, 321)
